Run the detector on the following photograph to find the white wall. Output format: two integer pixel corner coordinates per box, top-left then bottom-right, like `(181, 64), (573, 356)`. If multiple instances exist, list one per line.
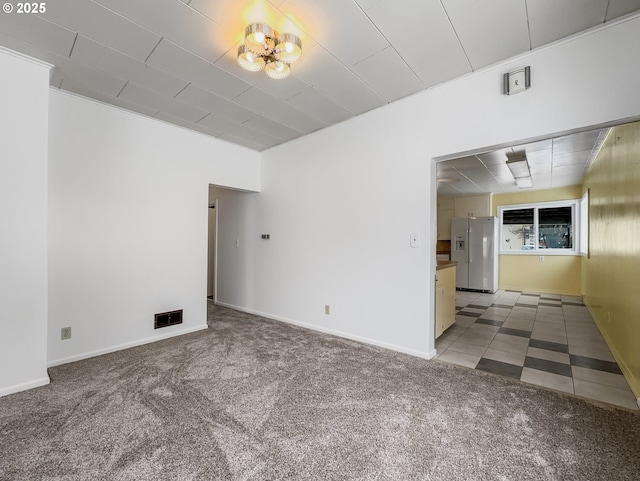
(214, 14), (640, 358)
(0, 49), (51, 396)
(47, 90), (260, 366)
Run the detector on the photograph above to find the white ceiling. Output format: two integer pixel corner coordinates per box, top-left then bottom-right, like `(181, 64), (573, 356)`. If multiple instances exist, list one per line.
(1, 0), (639, 151)
(436, 127), (611, 196)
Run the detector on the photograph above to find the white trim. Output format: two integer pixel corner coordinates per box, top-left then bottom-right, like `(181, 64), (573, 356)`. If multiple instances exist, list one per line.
(0, 45), (53, 70)
(0, 376), (50, 398)
(215, 301), (437, 361)
(498, 199), (579, 255)
(47, 324), (208, 368)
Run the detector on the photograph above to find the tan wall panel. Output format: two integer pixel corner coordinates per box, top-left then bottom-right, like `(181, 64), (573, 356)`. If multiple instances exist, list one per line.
(582, 122), (640, 400)
(499, 255), (581, 295)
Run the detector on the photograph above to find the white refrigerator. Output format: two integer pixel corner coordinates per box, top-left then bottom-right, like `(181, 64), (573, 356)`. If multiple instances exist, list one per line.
(451, 216), (498, 293)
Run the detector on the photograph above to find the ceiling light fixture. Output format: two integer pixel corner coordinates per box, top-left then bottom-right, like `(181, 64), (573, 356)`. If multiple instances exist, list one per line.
(506, 156), (533, 189)
(237, 22), (302, 79)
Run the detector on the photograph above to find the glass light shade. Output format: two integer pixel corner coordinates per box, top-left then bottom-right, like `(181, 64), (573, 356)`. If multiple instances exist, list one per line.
(265, 60), (291, 79)
(245, 22), (275, 54)
(237, 44), (265, 72)
(274, 33), (302, 63)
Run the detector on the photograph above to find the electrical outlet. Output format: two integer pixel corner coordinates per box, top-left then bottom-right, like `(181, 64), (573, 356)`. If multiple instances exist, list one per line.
(61, 327), (71, 340)
(539, 256), (545, 262)
(325, 305), (330, 315)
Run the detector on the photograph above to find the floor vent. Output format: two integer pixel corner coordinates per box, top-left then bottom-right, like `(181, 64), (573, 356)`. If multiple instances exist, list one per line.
(154, 309), (183, 329)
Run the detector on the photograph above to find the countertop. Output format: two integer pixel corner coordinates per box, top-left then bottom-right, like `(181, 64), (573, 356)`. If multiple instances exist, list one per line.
(436, 260), (458, 271)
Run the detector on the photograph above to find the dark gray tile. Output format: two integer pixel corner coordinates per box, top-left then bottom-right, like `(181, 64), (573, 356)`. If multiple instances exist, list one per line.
(515, 303), (537, 309)
(563, 301), (585, 306)
(498, 327), (531, 338)
(491, 304), (514, 309)
(476, 358), (523, 380)
(466, 304), (488, 310)
(539, 302), (562, 307)
(457, 311), (483, 318)
(524, 357), (573, 377)
(529, 339), (569, 353)
(521, 293), (541, 297)
(570, 354), (622, 374)
(476, 318), (504, 327)
(505, 290), (522, 293)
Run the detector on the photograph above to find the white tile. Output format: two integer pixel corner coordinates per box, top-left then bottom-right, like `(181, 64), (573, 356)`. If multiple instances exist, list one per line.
(606, 0), (640, 20)
(146, 39), (252, 101)
(286, 88), (352, 125)
(527, 347), (570, 365)
(483, 348), (526, 367)
(57, 80), (158, 118)
(528, 0), (608, 48)
(175, 84), (257, 124)
(568, 345), (616, 363)
(41, 0), (160, 60)
(509, 307), (537, 320)
(442, 0), (529, 69)
(532, 321), (567, 336)
(489, 339), (529, 356)
(366, 0), (471, 87)
(351, 46), (424, 102)
(573, 379), (638, 410)
(94, 0), (232, 63)
(71, 36), (189, 98)
(242, 116), (301, 141)
(571, 366), (633, 391)
(232, 87), (326, 134)
(119, 82), (208, 123)
(437, 350), (480, 369)
(456, 333), (494, 348)
(0, 11), (76, 57)
(502, 319), (534, 332)
(281, 0), (390, 66)
(293, 44), (385, 115)
(521, 368), (574, 394)
(154, 111), (220, 137)
(447, 340), (488, 357)
(56, 56), (127, 98)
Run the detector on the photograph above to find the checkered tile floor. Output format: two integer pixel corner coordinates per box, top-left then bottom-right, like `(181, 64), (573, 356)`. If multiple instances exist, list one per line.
(435, 290), (638, 410)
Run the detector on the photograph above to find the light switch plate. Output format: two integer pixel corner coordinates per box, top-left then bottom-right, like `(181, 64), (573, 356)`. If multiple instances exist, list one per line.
(410, 232), (420, 248)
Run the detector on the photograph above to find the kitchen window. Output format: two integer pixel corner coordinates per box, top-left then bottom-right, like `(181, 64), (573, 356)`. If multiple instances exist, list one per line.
(498, 200), (579, 255)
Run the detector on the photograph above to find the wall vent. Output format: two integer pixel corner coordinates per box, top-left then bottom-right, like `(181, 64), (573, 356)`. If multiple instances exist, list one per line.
(154, 309), (183, 329)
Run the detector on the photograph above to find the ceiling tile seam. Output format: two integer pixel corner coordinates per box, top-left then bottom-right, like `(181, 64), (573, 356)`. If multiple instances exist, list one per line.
(438, 0), (474, 71)
(524, 0), (533, 51)
(172, 82), (191, 99)
(194, 112), (209, 124)
(181, 1), (225, 29)
(116, 80), (128, 98)
(354, 7), (426, 91)
(241, 114), (305, 138)
(87, 0), (163, 52)
(144, 37), (164, 63)
(298, 44), (387, 107)
(603, 0), (612, 22)
(67, 33), (79, 58)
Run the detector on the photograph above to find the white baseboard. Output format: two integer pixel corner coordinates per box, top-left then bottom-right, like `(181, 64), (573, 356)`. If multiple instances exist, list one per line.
(0, 376), (50, 398)
(47, 324), (209, 368)
(215, 301), (436, 360)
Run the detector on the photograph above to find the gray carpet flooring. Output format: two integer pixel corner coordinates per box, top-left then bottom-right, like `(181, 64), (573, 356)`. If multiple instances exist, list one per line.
(1, 303), (639, 480)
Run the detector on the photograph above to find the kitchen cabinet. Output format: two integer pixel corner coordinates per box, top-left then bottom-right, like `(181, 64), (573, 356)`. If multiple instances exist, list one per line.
(453, 193), (491, 218)
(437, 197), (454, 240)
(435, 262), (456, 338)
